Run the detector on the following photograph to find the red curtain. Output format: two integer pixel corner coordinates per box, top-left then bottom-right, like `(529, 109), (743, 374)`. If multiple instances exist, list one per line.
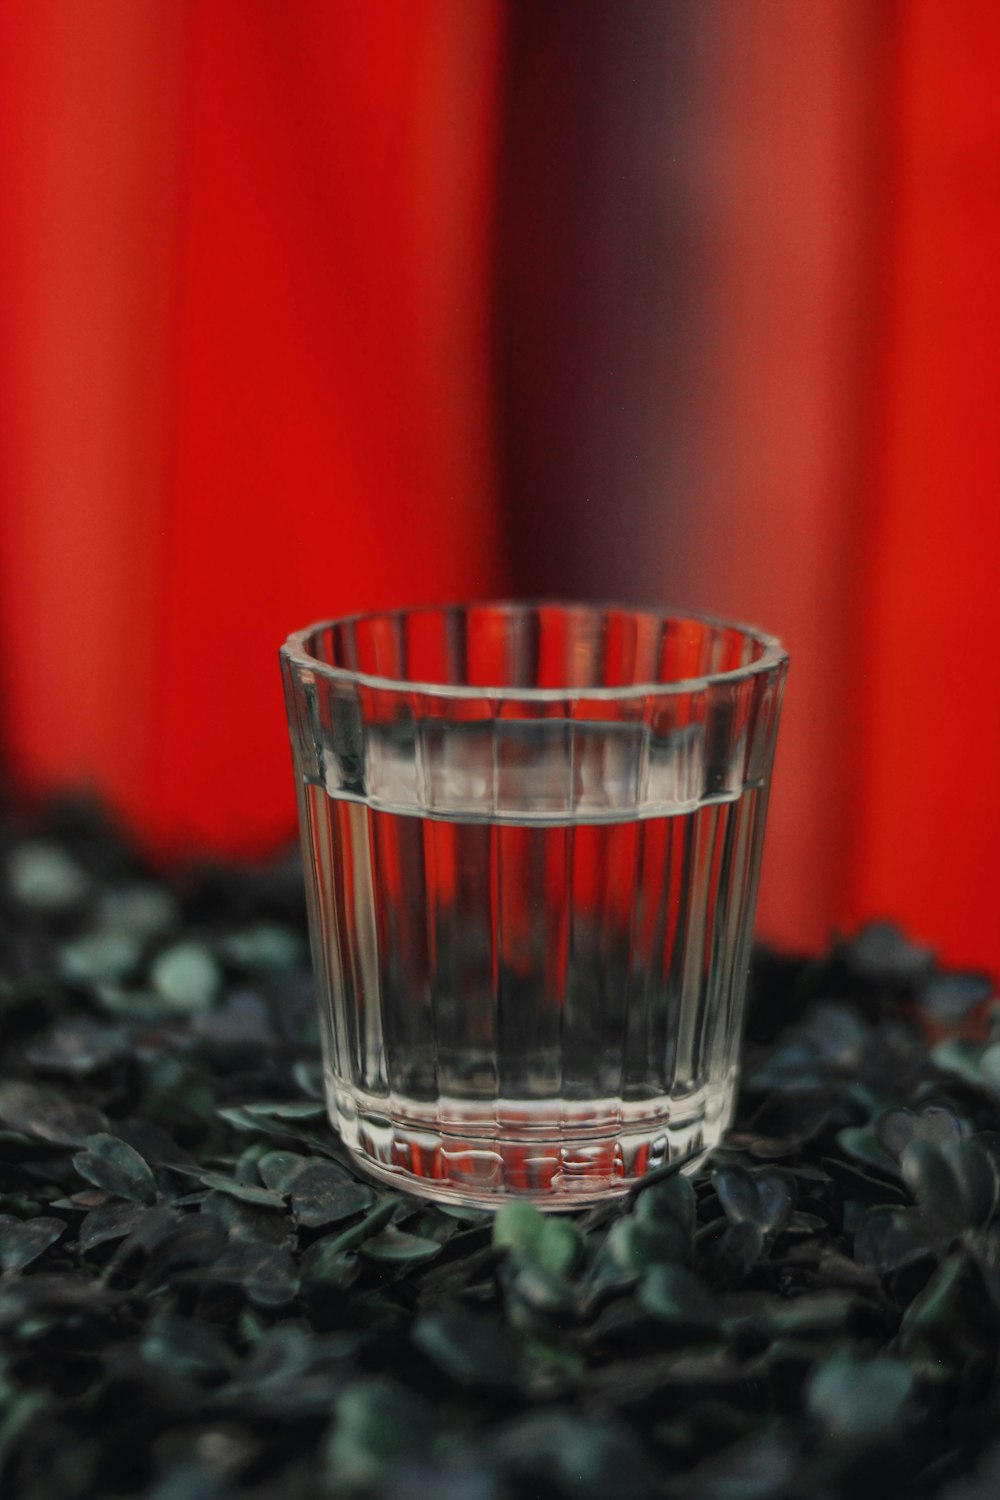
(0, 0), (505, 857)
(851, 1), (1000, 974)
(0, 2), (997, 973)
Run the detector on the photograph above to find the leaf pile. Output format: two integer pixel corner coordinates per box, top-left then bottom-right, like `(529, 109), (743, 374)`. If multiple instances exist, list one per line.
(2, 798), (1000, 1499)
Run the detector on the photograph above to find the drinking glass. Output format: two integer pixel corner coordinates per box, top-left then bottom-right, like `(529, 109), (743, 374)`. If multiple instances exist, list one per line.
(281, 602), (787, 1208)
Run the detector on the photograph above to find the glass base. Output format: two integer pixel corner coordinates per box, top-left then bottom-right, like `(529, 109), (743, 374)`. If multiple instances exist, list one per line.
(328, 1081), (732, 1210)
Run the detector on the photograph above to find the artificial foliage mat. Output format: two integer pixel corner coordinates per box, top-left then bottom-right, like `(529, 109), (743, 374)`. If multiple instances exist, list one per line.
(1, 799), (1000, 1500)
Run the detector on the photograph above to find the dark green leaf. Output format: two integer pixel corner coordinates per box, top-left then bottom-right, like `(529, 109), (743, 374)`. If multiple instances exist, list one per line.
(412, 1301), (521, 1389)
(73, 1133), (158, 1204)
(305, 1195), (400, 1257)
(978, 1043), (1000, 1102)
(807, 1352), (915, 1443)
(149, 942), (220, 1011)
(761, 1289), (863, 1337)
(300, 1241), (360, 1291)
(0, 1215), (66, 1275)
(684, 1435), (796, 1500)
(216, 1238), (300, 1308)
(242, 1099), (326, 1119)
(7, 843), (89, 910)
(220, 923), (302, 971)
(634, 1172), (697, 1236)
(896, 1252), (998, 1382)
(836, 1124), (900, 1177)
(714, 1166), (795, 1237)
(222, 1324), (349, 1418)
(78, 1200), (149, 1254)
(361, 1226), (443, 1263)
(491, 1411), (656, 1500)
(0, 1082), (108, 1146)
(98, 881), (177, 937)
(697, 1220), (765, 1288)
(504, 1259), (578, 1319)
(875, 1104), (966, 1162)
(919, 970), (994, 1021)
(140, 1311), (232, 1384)
(215, 1106), (307, 1139)
(901, 1138), (999, 1229)
(606, 1212), (690, 1273)
(931, 1038), (991, 1090)
(257, 1151), (374, 1226)
(844, 922), (934, 985)
(59, 932), (141, 984)
(493, 1201), (582, 1276)
(24, 1018), (130, 1075)
(326, 1377), (435, 1488)
(853, 1205), (934, 1273)
(190, 1170), (286, 1209)
(637, 1262), (719, 1332)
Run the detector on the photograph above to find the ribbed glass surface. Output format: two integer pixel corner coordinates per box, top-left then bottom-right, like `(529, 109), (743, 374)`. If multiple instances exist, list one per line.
(282, 603), (787, 1207)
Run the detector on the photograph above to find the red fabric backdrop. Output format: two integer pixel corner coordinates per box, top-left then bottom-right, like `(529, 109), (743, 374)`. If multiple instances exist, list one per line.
(851, 0), (1000, 974)
(0, 1), (997, 973)
(0, 0), (505, 857)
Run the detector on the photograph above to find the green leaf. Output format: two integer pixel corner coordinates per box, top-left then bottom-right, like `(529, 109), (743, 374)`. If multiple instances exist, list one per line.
(0, 1082), (108, 1147)
(243, 1099), (326, 1119)
(901, 1138), (998, 1229)
(896, 1252), (998, 1382)
(325, 1377), (435, 1488)
(300, 1241), (360, 1291)
(60, 932), (142, 985)
(98, 881), (177, 938)
(932, 1038), (990, 1091)
(844, 922), (933, 985)
(606, 1212), (690, 1273)
(638, 1262), (719, 1332)
(217, 1239), (300, 1309)
(149, 942), (220, 1012)
(713, 1166), (795, 1237)
(360, 1226), (443, 1264)
(6, 843), (89, 910)
(807, 1352), (914, 1444)
(505, 1260), (578, 1320)
(683, 1435), (796, 1500)
(836, 1124), (900, 1177)
(220, 923), (302, 971)
(0, 1216), (66, 1276)
(307, 1195), (400, 1257)
(495, 1203), (583, 1278)
(78, 1201), (147, 1254)
(697, 1220), (765, 1287)
(853, 1205), (934, 1272)
(192, 1171), (286, 1209)
(215, 1106), (306, 1139)
(875, 1105), (966, 1162)
(491, 1411), (656, 1500)
(978, 1043), (1000, 1101)
(493, 1201), (546, 1258)
(140, 1312), (232, 1384)
(412, 1301), (521, 1389)
(73, 1134), (158, 1205)
(634, 1173), (697, 1236)
(762, 1290), (860, 1337)
(257, 1152), (374, 1226)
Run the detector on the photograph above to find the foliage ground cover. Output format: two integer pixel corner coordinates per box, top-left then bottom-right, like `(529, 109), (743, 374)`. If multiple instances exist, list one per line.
(2, 799), (1000, 1499)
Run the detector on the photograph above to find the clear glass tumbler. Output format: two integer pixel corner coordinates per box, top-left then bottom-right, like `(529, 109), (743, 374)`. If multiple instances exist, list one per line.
(281, 603), (787, 1208)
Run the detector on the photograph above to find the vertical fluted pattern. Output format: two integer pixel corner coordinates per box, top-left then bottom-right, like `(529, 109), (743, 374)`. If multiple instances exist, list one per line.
(303, 787), (769, 1117)
(283, 603), (786, 1202)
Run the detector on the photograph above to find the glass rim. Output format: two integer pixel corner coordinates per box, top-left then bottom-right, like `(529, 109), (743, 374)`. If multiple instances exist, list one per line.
(280, 598), (788, 702)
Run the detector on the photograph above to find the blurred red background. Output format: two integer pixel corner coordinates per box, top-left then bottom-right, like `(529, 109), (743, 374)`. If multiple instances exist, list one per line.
(0, 0), (997, 975)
